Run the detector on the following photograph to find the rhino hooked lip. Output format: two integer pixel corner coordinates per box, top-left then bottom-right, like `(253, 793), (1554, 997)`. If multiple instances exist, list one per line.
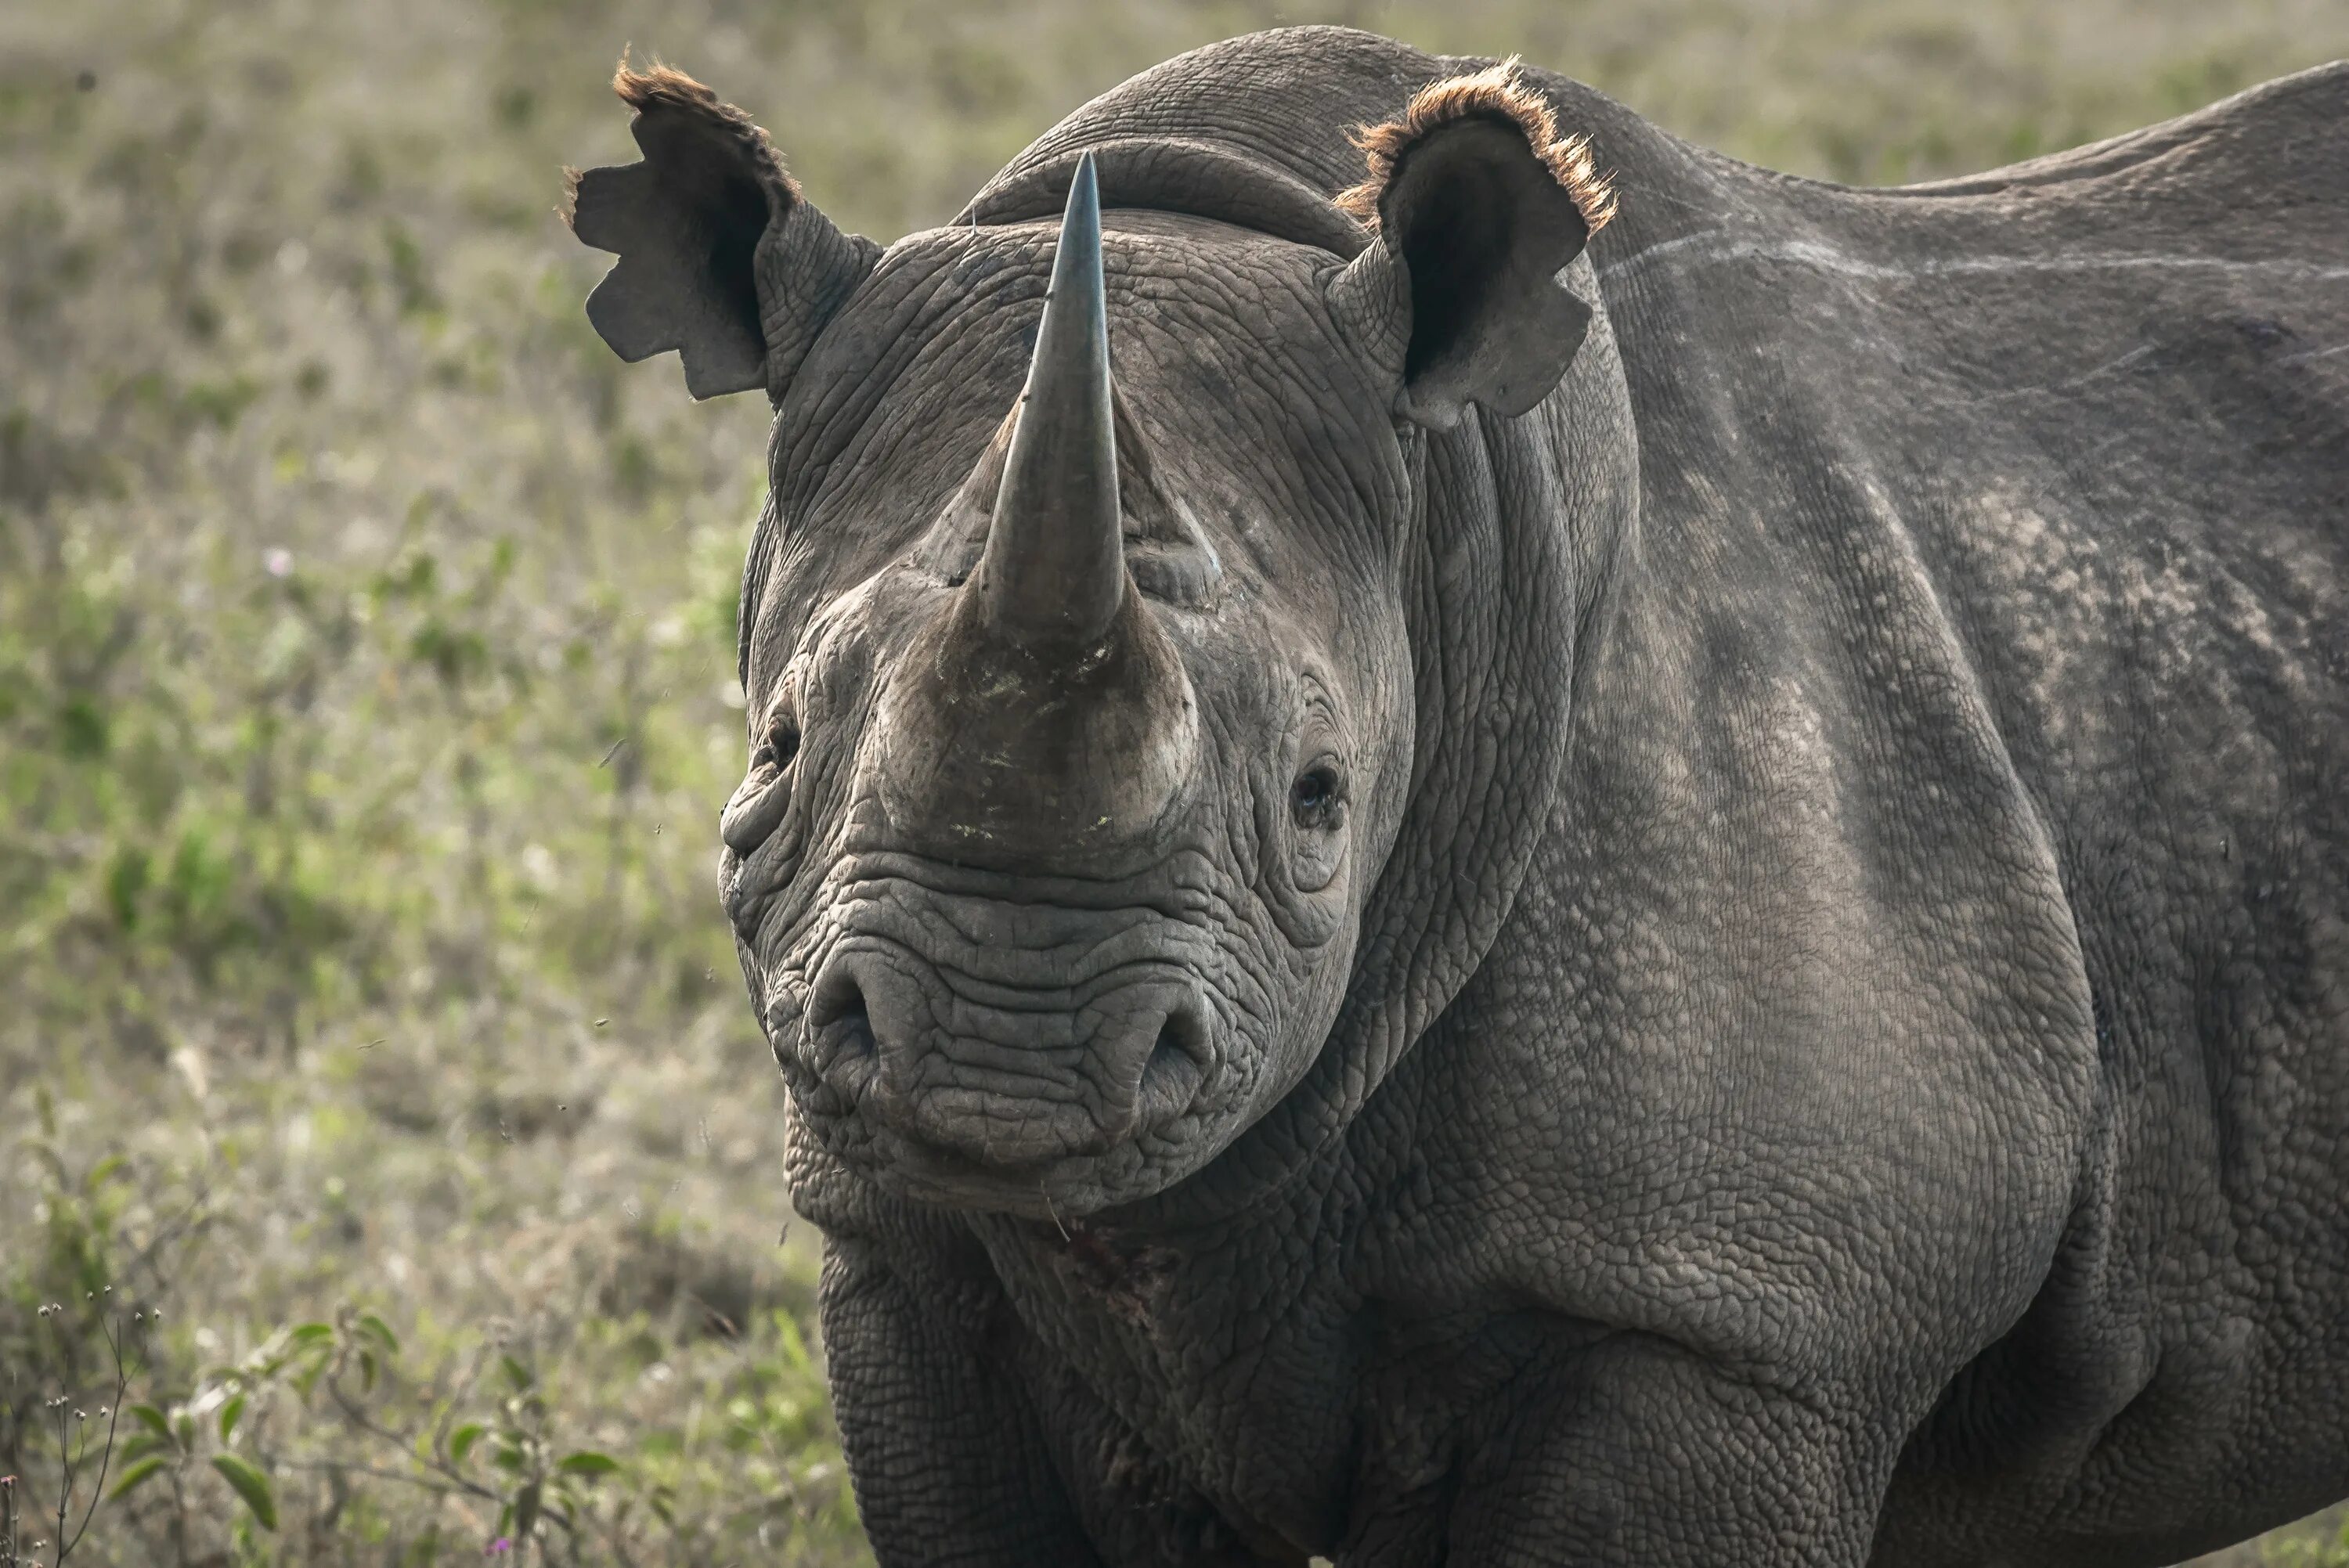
(799, 936), (1216, 1170)
(758, 848), (1237, 1213)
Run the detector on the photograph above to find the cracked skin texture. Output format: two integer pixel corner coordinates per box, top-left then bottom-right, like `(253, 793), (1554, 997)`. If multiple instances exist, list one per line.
(574, 26), (2349, 1567)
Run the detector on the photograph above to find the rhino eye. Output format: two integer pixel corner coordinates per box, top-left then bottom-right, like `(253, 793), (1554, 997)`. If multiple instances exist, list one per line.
(1290, 764), (1344, 830)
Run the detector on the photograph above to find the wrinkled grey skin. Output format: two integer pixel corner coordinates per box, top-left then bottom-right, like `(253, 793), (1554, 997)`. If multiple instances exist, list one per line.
(571, 28), (2349, 1566)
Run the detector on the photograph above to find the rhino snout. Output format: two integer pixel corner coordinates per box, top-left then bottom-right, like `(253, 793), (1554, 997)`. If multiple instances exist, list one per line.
(803, 944), (1212, 1170)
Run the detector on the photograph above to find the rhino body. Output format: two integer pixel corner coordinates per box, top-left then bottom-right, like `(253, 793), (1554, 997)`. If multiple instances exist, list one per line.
(570, 28), (2349, 1565)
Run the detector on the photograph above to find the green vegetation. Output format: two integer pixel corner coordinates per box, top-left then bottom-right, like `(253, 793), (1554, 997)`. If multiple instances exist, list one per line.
(2, 0), (2341, 1560)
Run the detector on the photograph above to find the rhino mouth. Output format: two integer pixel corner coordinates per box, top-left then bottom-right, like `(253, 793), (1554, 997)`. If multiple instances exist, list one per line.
(770, 883), (1236, 1212)
(806, 954), (1214, 1160)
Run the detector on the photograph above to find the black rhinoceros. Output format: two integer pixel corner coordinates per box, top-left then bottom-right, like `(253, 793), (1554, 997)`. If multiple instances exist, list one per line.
(567, 27), (2349, 1566)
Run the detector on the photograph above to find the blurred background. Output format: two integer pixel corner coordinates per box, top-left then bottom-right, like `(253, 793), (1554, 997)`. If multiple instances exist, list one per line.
(2, 0), (2344, 1561)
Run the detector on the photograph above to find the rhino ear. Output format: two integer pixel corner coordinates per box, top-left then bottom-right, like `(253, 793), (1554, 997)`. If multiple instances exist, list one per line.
(566, 63), (879, 402)
(1328, 62), (1615, 427)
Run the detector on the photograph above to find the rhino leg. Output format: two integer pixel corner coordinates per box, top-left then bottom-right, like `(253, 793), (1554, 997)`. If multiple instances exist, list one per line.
(1433, 1336), (1897, 1568)
(820, 1234), (1106, 1566)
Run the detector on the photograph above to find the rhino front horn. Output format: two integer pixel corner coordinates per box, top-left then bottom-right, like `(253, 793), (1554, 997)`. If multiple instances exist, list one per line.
(973, 151), (1125, 647)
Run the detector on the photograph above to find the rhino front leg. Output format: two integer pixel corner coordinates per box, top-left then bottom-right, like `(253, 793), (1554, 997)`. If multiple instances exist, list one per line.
(820, 1234), (1106, 1567)
(1440, 1333), (1899, 1568)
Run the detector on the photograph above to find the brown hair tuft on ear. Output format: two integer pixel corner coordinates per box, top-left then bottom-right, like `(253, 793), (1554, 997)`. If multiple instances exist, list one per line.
(608, 55), (802, 202)
(1335, 60), (1617, 237)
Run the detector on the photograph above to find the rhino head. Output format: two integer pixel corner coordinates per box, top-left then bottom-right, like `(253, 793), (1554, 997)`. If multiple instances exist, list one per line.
(569, 61), (1612, 1217)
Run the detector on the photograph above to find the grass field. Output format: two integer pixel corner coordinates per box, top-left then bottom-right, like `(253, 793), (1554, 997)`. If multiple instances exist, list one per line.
(3, 0), (2345, 1560)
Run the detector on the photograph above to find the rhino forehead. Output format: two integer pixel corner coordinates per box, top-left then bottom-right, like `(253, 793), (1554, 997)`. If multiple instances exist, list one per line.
(767, 218), (1404, 592)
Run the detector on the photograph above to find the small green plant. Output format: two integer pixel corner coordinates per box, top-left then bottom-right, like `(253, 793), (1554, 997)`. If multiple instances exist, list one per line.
(1, 1106), (161, 1568)
(73, 1293), (857, 1563)
(103, 1307), (629, 1557)
(2, 1303), (147, 1567)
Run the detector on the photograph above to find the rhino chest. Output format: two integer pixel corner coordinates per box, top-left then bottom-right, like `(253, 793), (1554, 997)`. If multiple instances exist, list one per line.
(984, 1218), (1371, 1557)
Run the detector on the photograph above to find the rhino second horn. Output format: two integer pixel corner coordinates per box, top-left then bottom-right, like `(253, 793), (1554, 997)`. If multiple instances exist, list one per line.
(974, 151), (1125, 647)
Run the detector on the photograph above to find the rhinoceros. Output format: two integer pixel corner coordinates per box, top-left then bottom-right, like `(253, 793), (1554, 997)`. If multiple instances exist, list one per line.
(567, 26), (2349, 1566)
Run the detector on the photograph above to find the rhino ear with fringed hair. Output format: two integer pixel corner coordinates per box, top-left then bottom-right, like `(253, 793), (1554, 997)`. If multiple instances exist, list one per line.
(565, 63), (879, 402)
(1328, 61), (1617, 428)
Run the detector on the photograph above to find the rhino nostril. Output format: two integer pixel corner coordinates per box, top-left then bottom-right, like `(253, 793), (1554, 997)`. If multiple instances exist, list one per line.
(1136, 1000), (1209, 1124)
(807, 968), (877, 1065)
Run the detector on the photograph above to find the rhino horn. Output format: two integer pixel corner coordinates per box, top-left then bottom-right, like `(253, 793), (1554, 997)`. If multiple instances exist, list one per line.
(974, 152), (1125, 646)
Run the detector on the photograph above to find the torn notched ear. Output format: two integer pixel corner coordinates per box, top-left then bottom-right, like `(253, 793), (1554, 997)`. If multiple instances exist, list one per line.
(1326, 61), (1616, 428)
(565, 62), (879, 402)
